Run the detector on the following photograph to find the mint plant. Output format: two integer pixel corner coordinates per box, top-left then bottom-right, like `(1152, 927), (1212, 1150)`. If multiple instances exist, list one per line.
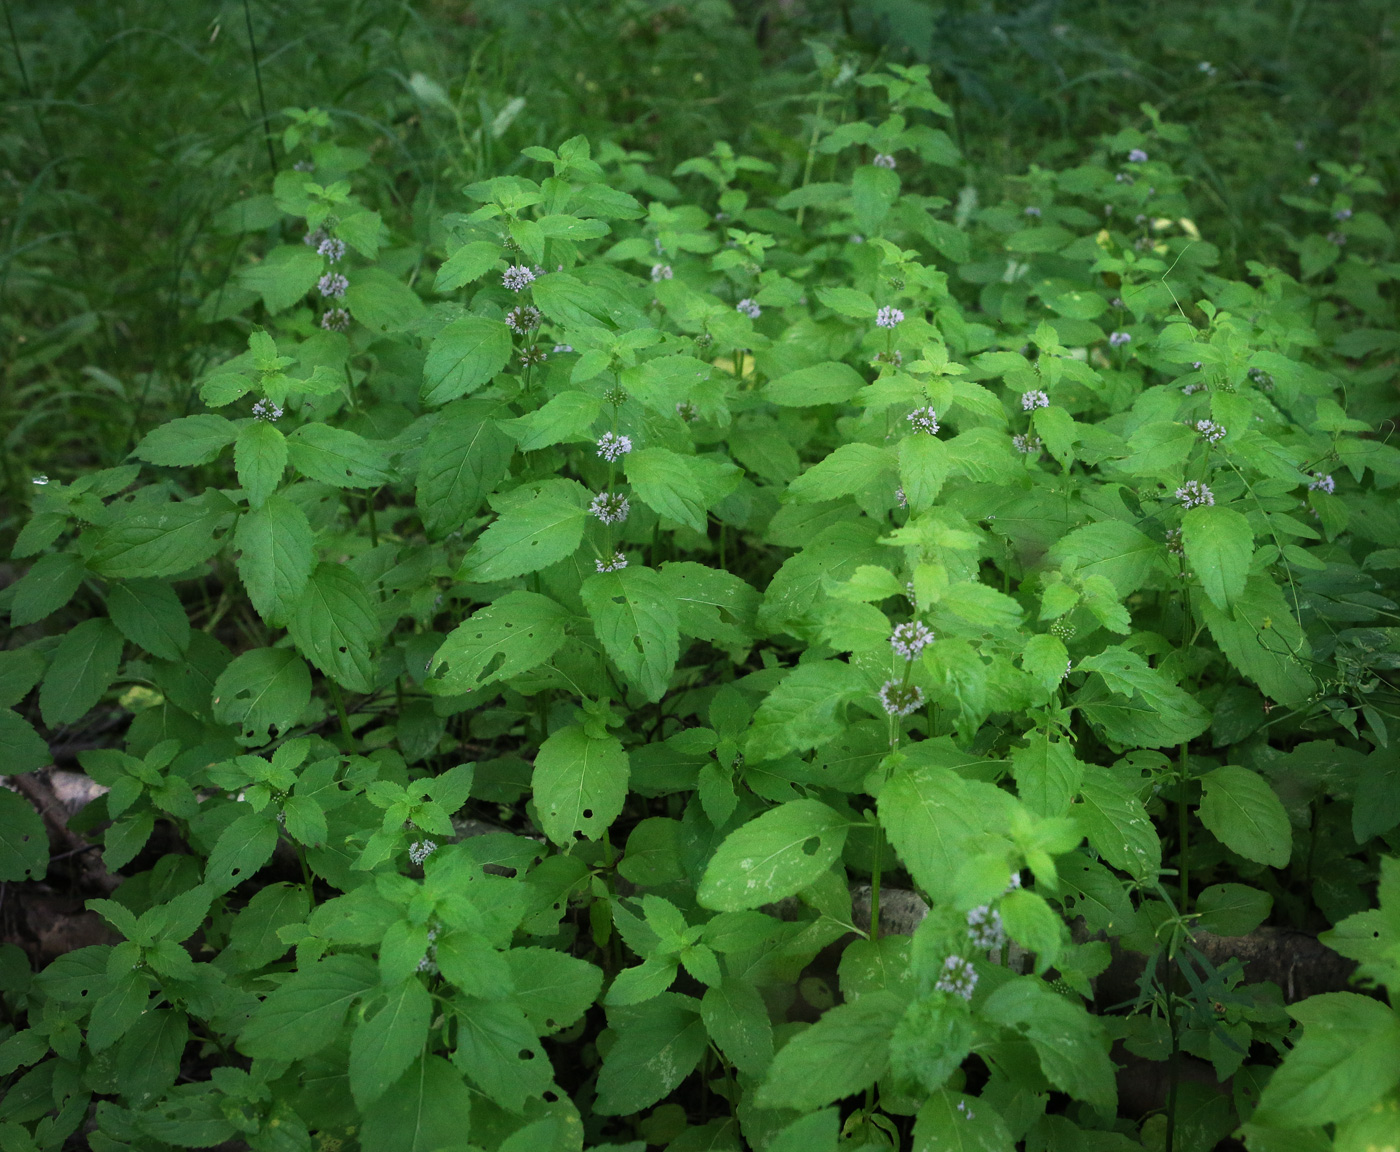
(2, 54), (1399, 1152)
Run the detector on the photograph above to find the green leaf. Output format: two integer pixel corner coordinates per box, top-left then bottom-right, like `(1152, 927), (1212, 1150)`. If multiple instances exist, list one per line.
(744, 660), (866, 763)
(435, 240), (504, 292)
(211, 646), (312, 745)
(416, 399), (514, 534)
(361, 1055), (479, 1152)
(0, 711), (49, 775)
(205, 809), (279, 893)
(697, 799), (849, 912)
(350, 977), (433, 1108)
(90, 492), (235, 579)
(787, 442), (897, 503)
(500, 390), (602, 452)
(899, 435), (950, 511)
(464, 481), (587, 582)
(506, 947), (603, 1035)
(1354, 754), (1400, 843)
(532, 724), (630, 846)
(999, 890), (1063, 970)
(237, 245), (324, 312)
(226, 882), (311, 971)
(238, 954), (379, 1060)
(287, 423), (395, 489)
(625, 448), (741, 532)
(1074, 764), (1161, 882)
(39, 618), (124, 727)
(701, 977), (774, 1075)
(234, 494), (316, 625)
(345, 267), (428, 335)
(1075, 645), (1210, 748)
(134, 415), (239, 467)
(0, 789), (48, 882)
(103, 811), (155, 871)
(594, 993), (708, 1116)
(660, 562), (759, 648)
(115, 1007), (187, 1106)
(430, 591), (569, 694)
(451, 999), (552, 1111)
(8, 551), (86, 627)
(1033, 405), (1077, 466)
(0, 649), (45, 709)
(234, 419), (287, 509)
(1253, 993), (1400, 1128)
(815, 285), (876, 319)
(764, 361), (867, 407)
(889, 992), (974, 1094)
(913, 1090), (1015, 1152)
(1196, 883), (1272, 936)
(1183, 505), (1253, 610)
(1047, 520), (1159, 597)
(981, 978), (1115, 1111)
(754, 990), (902, 1110)
(286, 562), (379, 693)
(1011, 732), (1083, 817)
(1200, 573), (1314, 708)
(422, 316), (514, 407)
(106, 579), (189, 661)
(581, 566), (680, 702)
(1197, 764), (1291, 868)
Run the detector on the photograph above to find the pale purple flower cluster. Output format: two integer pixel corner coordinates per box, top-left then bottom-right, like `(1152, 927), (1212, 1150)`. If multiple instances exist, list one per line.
(1247, 368), (1274, 390)
(876, 306), (904, 328)
(251, 399), (283, 421)
(1024, 206), (1041, 217)
(596, 552), (628, 573)
(1335, 208), (1353, 221)
(1166, 527), (1184, 556)
(1194, 419), (1226, 444)
(895, 486), (907, 508)
(519, 347), (547, 367)
(736, 298), (761, 319)
(890, 620), (934, 660)
(318, 272), (348, 299)
(676, 401), (698, 422)
(553, 343), (574, 354)
(1309, 473), (1336, 494)
(1176, 480), (1215, 509)
(651, 264), (673, 282)
(506, 305), (542, 333)
(1327, 232), (1347, 247)
(596, 432), (633, 462)
(935, 955), (978, 1000)
(878, 680), (925, 717)
(589, 492), (629, 525)
(1013, 434), (1042, 455)
(320, 308), (351, 332)
(1128, 148), (1149, 163)
(872, 153), (897, 169)
(408, 840), (437, 865)
(1181, 383), (1204, 396)
(317, 237), (346, 263)
(906, 406), (940, 435)
(1109, 331), (1131, 347)
(502, 264), (536, 291)
(966, 905), (1005, 951)
(1021, 390), (1050, 411)
(303, 227), (327, 248)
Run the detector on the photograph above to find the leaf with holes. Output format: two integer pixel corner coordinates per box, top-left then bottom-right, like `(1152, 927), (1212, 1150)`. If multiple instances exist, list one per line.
(429, 592), (569, 695)
(581, 566), (679, 702)
(697, 799), (849, 912)
(287, 563), (379, 693)
(532, 725), (630, 846)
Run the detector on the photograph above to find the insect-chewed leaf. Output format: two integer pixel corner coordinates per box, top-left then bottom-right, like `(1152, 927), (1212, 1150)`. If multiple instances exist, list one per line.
(349, 977), (434, 1108)
(287, 563), (379, 693)
(532, 724), (630, 846)
(594, 993), (708, 1116)
(287, 424), (395, 489)
(430, 591), (569, 694)
(211, 646), (312, 746)
(463, 480), (588, 582)
(754, 990), (903, 1111)
(238, 954), (379, 1060)
(581, 566), (679, 702)
(0, 789), (48, 882)
(697, 799), (848, 912)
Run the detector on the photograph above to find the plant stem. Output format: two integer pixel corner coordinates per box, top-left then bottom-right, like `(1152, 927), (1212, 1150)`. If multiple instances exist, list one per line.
(242, 0), (278, 177)
(328, 680), (353, 744)
(869, 815), (883, 942)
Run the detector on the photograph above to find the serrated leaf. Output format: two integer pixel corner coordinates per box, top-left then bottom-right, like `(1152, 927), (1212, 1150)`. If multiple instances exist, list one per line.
(451, 998), (553, 1111)
(464, 481), (587, 582)
(0, 789), (48, 882)
(581, 566), (679, 702)
(234, 494), (316, 625)
(287, 424), (394, 489)
(532, 724), (630, 846)
(625, 448), (741, 532)
(1074, 764), (1161, 882)
(435, 240), (504, 292)
(238, 954), (379, 1059)
(430, 591), (569, 694)
(39, 617), (124, 727)
(701, 977), (773, 1074)
(787, 442), (897, 504)
(8, 551), (86, 627)
(1011, 732), (1083, 818)
(416, 399), (514, 534)
(594, 993), (708, 1116)
(360, 1055), (479, 1152)
(212, 646), (312, 746)
(422, 316), (514, 407)
(755, 990), (902, 1110)
(764, 361), (867, 407)
(89, 492), (235, 579)
(287, 563), (379, 693)
(234, 419), (288, 509)
(134, 415), (239, 467)
(237, 245), (324, 312)
(205, 809), (279, 893)
(697, 799), (848, 912)
(1183, 504), (1253, 610)
(350, 977), (433, 1108)
(1197, 764), (1291, 868)
(982, 978), (1115, 1111)
(506, 947), (603, 1035)
(106, 579), (189, 661)
(0, 710), (49, 775)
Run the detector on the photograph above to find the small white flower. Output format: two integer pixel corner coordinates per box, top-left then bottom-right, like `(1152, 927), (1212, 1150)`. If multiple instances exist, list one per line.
(1335, 208), (1353, 221)
(1166, 527), (1185, 556)
(1021, 389), (1050, 411)
(966, 905), (1005, 951)
(318, 272), (348, 298)
(596, 432), (633, 462)
(293, 160), (316, 174)
(736, 298), (761, 319)
(890, 621), (934, 660)
(1327, 231), (1347, 247)
(876, 306), (904, 328)
(320, 307), (351, 332)
(408, 840), (437, 866)
(1309, 472), (1335, 494)
(589, 492), (630, 525)
(895, 486), (907, 508)
(906, 406), (940, 435)
(651, 263), (673, 282)
(31, 475), (49, 486)
(1012, 433), (1042, 455)
(1181, 383), (1204, 395)
(1198, 60), (1217, 76)
(1024, 206), (1041, 217)
(506, 305), (542, 333)
(502, 264), (536, 292)
(849, 234), (864, 244)
(878, 680), (925, 717)
(872, 153), (897, 169)
(553, 343), (573, 354)
(1176, 480), (1214, 509)
(303, 227), (327, 247)
(1128, 148), (1148, 163)
(596, 552), (628, 573)
(675, 401), (698, 422)
(1308, 174), (1320, 186)
(935, 954), (978, 1000)
(317, 237), (346, 263)
(1109, 331), (1131, 347)
(1005, 872), (1022, 892)
(1194, 419), (1226, 444)
(251, 399), (284, 422)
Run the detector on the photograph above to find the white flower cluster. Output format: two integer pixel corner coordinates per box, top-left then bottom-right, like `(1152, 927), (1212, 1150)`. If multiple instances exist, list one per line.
(252, 399), (284, 421)
(895, 486), (907, 508)
(317, 237), (346, 263)
(1128, 148), (1149, 163)
(878, 680), (924, 717)
(1194, 419), (1226, 444)
(906, 406), (940, 435)
(408, 840), (437, 866)
(596, 552), (628, 573)
(1175, 480), (1214, 508)
(934, 954), (978, 1001)
(876, 306), (904, 328)
(321, 308), (351, 332)
(651, 264), (673, 282)
(1021, 389), (1049, 411)
(1012, 434), (1042, 455)
(1109, 331), (1131, 347)
(890, 620), (933, 660)
(506, 305), (542, 333)
(589, 492), (630, 525)
(596, 432), (633, 462)
(675, 401), (698, 422)
(553, 343), (573, 354)
(318, 272), (348, 299)
(1309, 473), (1336, 494)
(872, 153), (897, 169)
(502, 264), (536, 292)
(736, 298), (761, 319)
(965, 905), (1005, 951)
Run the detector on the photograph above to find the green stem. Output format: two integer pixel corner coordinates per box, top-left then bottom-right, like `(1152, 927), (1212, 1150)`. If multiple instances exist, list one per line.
(328, 680), (353, 745)
(869, 816), (883, 943)
(795, 82), (830, 230)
